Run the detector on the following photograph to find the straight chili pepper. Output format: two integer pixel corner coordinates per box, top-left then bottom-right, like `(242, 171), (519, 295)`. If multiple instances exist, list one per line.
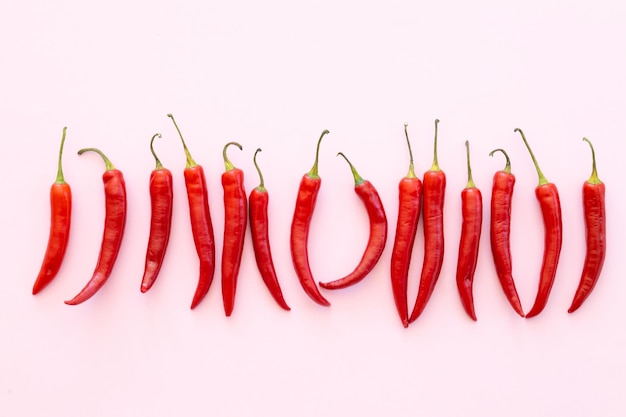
(290, 129), (331, 307)
(568, 137), (606, 313)
(319, 152), (388, 290)
(140, 133), (174, 293)
(409, 119), (446, 323)
(390, 123), (422, 328)
(168, 113), (216, 309)
(455, 141), (482, 321)
(33, 127), (72, 294)
(221, 141), (247, 316)
(489, 148), (525, 317)
(65, 148), (127, 305)
(515, 128), (562, 319)
(249, 149), (290, 310)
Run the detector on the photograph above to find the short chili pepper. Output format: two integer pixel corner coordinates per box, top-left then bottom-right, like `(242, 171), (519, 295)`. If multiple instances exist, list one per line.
(221, 141), (247, 317)
(33, 127), (72, 294)
(455, 140), (482, 321)
(168, 113), (216, 309)
(249, 149), (290, 310)
(409, 119), (446, 323)
(390, 123), (422, 328)
(290, 129), (331, 307)
(140, 133), (174, 293)
(319, 152), (388, 290)
(65, 148), (127, 305)
(489, 148), (525, 317)
(568, 137), (606, 314)
(515, 128), (563, 319)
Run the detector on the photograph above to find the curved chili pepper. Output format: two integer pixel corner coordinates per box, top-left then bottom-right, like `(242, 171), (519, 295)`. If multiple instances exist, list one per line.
(515, 128), (563, 319)
(409, 119), (446, 323)
(65, 148), (127, 305)
(140, 133), (174, 293)
(390, 124), (422, 328)
(168, 113), (216, 309)
(455, 141), (482, 321)
(33, 127), (72, 295)
(290, 129), (331, 307)
(221, 141), (247, 316)
(319, 152), (388, 290)
(489, 148), (525, 317)
(568, 137), (606, 313)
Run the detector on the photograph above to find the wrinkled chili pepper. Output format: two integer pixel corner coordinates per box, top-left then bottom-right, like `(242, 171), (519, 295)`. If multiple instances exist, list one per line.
(390, 123), (422, 328)
(168, 113), (216, 309)
(515, 128), (562, 319)
(33, 127), (72, 295)
(409, 119), (446, 323)
(249, 149), (290, 311)
(65, 148), (127, 305)
(319, 152), (388, 290)
(489, 148), (525, 317)
(140, 133), (174, 293)
(221, 141), (247, 317)
(290, 129), (331, 307)
(568, 137), (606, 313)
(455, 141), (482, 321)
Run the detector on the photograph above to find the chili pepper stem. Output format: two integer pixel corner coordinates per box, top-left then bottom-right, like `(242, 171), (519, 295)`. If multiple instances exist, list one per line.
(430, 119), (441, 172)
(404, 123), (416, 179)
(77, 148), (115, 170)
(150, 133), (163, 169)
(56, 127), (68, 184)
(514, 128), (548, 186)
(307, 129), (330, 178)
(489, 148), (512, 174)
(253, 148), (266, 192)
(167, 113), (198, 168)
(464, 141), (475, 189)
(582, 137), (602, 184)
(223, 142), (243, 171)
(336, 152), (364, 185)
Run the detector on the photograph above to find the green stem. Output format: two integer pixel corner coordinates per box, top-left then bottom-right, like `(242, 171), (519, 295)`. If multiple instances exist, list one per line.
(167, 113), (197, 168)
(514, 128), (548, 186)
(150, 133), (163, 169)
(78, 147), (115, 171)
(337, 152), (364, 186)
(55, 127), (68, 184)
(465, 140), (475, 189)
(307, 129), (330, 179)
(404, 123), (416, 178)
(489, 148), (511, 174)
(223, 141), (242, 171)
(430, 119), (441, 172)
(583, 137), (602, 184)
(253, 148), (266, 192)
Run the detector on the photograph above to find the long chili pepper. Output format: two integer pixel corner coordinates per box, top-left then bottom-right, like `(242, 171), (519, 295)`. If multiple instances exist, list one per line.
(568, 137), (606, 313)
(140, 133), (174, 293)
(33, 127), (72, 294)
(390, 123), (422, 328)
(489, 148), (525, 317)
(65, 148), (127, 305)
(290, 129), (331, 307)
(319, 152), (388, 290)
(221, 141), (247, 317)
(455, 141), (482, 321)
(409, 119), (446, 323)
(168, 113), (216, 309)
(515, 128), (562, 319)
(249, 149), (290, 310)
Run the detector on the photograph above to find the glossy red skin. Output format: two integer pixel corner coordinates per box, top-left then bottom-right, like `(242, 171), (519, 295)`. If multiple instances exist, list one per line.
(33, 183), (72, 294)
(290, 174), (330, 306)
(65, 170), (127, 305)
(249, 188), (290, 310)
(184, 165), (216, 309)
(568, 182), (606, 313)
(319, 180), (388, 290)
(489, 171), (525, 317)
(525, 183), (563, 318)
(409, 170), (446, 323)
(140, 168), (174, 293)
(456, 187), (482, 321)
(390, 177), (422, 328)
(221, 168), (247, 316)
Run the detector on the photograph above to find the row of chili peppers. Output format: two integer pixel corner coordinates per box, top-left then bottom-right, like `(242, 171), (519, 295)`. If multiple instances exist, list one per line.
(32, 116), (606, 326)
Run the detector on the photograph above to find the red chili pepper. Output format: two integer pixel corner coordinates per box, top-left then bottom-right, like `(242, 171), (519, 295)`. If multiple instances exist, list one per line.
(249, 149), (291, 311)
(409, 119), (446, 323)
(65, 148), (127, 305)
(515, 128), (563, 319)
(33, 127), (72, 295)
(568, 137), (606, 313)
(168, 113), (216, 309)
(488, 148), (525, 317)
(319, 152), (388, 290)
(455, 141), (482, 321)
(390, 123), (422, 328)
(140, 133), (174, 293)
(290, 129), (331, 307)
(221, 141), (247, 317)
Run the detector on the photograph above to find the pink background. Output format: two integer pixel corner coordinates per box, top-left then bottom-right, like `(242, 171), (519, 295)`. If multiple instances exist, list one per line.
(1, 1), (625, 416)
